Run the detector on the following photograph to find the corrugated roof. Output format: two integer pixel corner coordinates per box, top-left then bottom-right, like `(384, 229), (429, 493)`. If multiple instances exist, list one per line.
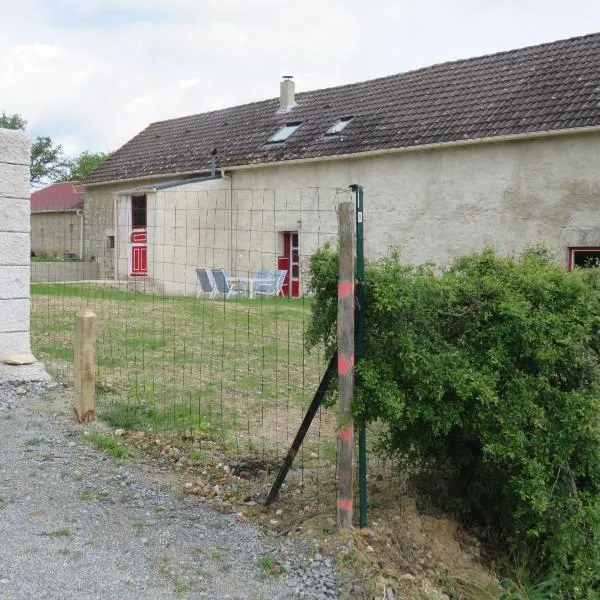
(30, 182), (85, 212)
(86, 32), (600, 185)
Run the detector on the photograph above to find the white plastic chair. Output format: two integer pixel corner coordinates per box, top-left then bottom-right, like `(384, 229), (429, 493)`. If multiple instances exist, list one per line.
(252, 268), (273, 296)
(254, 269), (287, 297)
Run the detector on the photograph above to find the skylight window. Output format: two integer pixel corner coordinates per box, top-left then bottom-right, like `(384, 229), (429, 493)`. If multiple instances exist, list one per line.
(268, 122), (302, 143)
(325, 116), (353, 135)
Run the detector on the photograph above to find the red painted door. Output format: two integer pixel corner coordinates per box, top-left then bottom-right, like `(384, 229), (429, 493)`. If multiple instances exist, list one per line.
(131, 245), (147, 275)
(279, 231), (300, 297)
(130, 195), (147, 276)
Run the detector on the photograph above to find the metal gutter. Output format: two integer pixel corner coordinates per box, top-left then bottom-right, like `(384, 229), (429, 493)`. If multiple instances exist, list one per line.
(84, 170), (213, 188)
(30, 208), (82, 214)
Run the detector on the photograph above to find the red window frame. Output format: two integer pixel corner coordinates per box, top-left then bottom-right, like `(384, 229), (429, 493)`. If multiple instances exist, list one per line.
(567, 247), (600, 271)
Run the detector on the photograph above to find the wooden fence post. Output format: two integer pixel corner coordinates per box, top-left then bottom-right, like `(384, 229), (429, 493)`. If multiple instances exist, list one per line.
(337, 201), (355, 530)
(74, 307), (97, 423)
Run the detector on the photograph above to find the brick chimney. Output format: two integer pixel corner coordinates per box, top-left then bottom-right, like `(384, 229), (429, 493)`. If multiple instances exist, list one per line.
(277, 76), (297, 113)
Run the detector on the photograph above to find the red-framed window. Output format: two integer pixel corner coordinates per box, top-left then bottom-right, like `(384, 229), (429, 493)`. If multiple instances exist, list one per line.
(132, 195), (147, 228)
(568, 247), (600, 270)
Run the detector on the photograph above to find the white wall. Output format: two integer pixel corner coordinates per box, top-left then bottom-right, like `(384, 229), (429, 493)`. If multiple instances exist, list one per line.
(230, 131), (600, 268)
(114, 178), (232, 294)
(0, 129), (31, 358)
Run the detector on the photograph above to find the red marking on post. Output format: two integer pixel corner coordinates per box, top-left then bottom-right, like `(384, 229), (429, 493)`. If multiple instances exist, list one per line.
(338, 281), (354, 298)
(339, 426), (353, 441)
(337, 499), (353, 511)
(338, 354), (354, 375)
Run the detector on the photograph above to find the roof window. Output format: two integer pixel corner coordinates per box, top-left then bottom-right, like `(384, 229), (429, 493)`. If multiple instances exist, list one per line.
(325, 116), (353, 135)
(268, 122), (302, 143)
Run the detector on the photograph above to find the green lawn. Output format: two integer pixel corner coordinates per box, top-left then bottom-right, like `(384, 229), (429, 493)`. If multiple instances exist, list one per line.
(31, 283), (333, 458)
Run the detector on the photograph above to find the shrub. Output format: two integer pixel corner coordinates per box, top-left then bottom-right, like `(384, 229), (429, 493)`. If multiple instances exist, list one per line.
(307, 246), (600, 599)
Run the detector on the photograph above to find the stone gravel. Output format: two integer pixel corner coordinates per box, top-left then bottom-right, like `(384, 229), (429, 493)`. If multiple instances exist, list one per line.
(0, 378), (340, 599)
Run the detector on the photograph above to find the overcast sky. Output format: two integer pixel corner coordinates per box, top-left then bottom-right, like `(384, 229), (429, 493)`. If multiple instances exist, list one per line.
(1, 0), (598, 157)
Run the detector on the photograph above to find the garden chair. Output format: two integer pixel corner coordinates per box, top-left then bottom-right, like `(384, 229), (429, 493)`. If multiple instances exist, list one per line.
(195, 268), (216, 298)
(211, 267), (246, 299)
(251, 268), (273, 296)
(254, 269), (287, 297)
(274, 269), (288, 296)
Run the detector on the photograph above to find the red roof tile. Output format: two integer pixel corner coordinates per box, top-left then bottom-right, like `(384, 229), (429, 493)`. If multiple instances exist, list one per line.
(30, 183), (85, 212)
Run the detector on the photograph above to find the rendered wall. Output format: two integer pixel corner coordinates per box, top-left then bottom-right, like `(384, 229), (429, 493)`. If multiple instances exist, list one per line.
(230, 131), (600, 268)
(31, 211), (82, 258)
(0, 129), (31, 358)
(31, 261), (100, 282)
(114, 178), (232, 295)
(86, 131), (600, 295)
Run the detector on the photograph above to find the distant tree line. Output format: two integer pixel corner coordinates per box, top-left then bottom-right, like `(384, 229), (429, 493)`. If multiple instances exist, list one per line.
(0, 111), (110, 187)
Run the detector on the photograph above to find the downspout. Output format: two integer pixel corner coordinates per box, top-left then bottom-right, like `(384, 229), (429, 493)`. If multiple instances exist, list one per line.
(224, 171), (234, 274)
(76, 209), (83, 260)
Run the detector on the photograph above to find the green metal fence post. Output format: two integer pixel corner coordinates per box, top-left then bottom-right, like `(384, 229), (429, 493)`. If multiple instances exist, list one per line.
(350, 183), (367, 528)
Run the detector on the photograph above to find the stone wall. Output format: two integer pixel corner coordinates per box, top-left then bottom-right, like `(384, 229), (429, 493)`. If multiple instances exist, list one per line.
(0, 129), (31, 358)
(31, 261), (100, 282)
(31, 211), (82, 258)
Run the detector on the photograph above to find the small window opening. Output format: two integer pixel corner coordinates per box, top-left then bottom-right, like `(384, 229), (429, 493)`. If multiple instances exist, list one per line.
(107, 235), (115, 249)
(267, 122), (302, 143)
(569, 247), (600, 270)
(325, 116), (353, 135)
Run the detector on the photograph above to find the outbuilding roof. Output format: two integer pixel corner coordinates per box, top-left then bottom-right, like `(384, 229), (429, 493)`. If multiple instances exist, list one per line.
(30, 182), (85, 212)
(86, 32), (600, 185)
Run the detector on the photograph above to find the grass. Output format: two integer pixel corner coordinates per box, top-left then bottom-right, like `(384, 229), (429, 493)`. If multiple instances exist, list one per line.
(85, 433), (128, 458)
(24, 437), (43, 447)
(256, 554), (275, 573)
(79, 489), (109, 502)
(31, 283), (331, 461)
(41, 528), (73, 537)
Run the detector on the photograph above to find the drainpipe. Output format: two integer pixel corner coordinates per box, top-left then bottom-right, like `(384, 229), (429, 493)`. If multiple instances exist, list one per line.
(76, 209), (83, 260)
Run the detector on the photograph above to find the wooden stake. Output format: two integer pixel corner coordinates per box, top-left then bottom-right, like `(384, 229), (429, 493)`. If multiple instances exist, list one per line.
(337, 201), (355, 530)
(74, 307), (97, 423)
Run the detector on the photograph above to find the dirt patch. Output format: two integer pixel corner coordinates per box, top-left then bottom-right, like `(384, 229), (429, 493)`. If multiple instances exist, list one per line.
(113, 426), (500, 599)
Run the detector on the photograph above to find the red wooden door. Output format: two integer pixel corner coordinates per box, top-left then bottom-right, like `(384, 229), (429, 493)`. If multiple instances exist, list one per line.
(279, 231), (300, 297)
(131, 245), (147, 275)
(130, 195), (147, 276)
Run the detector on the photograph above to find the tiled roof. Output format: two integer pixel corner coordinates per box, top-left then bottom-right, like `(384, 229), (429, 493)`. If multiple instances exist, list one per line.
(30, 182), (85, 212)
(86, 32), (600, 185)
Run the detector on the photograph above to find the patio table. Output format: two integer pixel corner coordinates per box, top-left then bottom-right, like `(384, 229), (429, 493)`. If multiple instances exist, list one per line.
(230, 276), (260, 298)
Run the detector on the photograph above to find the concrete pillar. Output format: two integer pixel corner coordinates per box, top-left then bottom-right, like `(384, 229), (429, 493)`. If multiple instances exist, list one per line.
(0, 129), (31, 359)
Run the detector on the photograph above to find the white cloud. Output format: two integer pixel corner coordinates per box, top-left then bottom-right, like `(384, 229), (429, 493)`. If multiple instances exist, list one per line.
(0, 0), (598, 158)
(179, 78), (201, 89)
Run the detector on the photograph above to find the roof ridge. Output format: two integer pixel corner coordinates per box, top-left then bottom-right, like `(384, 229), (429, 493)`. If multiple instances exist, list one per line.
(146, 31), (600, 127)
(86, 31), (600, 184)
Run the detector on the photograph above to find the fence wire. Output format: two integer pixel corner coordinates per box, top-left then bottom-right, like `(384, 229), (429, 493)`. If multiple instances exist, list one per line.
(31, 183), (403, 519)
(31, 187), (341, 508)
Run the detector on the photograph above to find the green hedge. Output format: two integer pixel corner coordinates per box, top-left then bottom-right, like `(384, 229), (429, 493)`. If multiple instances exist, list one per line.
(307, 246), (600, 599)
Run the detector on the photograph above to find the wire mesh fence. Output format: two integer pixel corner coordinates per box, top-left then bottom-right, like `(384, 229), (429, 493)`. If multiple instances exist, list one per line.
(31, 184), (350, 510)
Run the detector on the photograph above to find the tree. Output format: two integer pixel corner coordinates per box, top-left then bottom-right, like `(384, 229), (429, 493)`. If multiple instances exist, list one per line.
(0, 111), (68, 186)
(59, 151), (111, 182)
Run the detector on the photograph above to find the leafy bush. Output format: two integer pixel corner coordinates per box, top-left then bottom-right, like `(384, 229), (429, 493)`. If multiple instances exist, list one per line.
(307, 246), (600, 599)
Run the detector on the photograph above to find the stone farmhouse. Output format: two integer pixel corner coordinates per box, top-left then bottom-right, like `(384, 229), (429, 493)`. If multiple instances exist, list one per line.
(83, 32), (600, 296)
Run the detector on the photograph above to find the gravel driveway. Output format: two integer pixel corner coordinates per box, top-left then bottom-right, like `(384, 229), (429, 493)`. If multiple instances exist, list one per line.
(0, 368), (339, 600)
